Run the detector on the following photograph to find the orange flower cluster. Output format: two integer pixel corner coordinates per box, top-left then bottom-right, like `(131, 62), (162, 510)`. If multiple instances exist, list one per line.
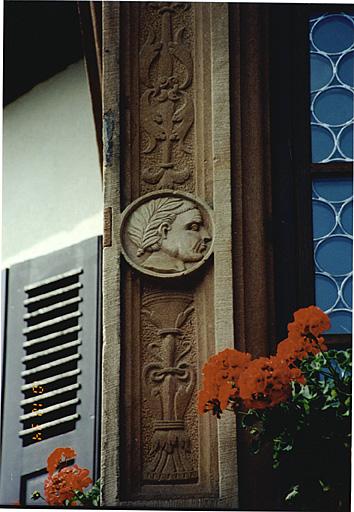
(238, 356), (305, 409)
(276, 334), (327, 363)
(277, 306), (330, 364)
(288, 305), (330, 338)
(47, 447), (76, 475)
(198, 348), (252, 415)
(44, 448), (92, 506)
(198, 306), (331, 414)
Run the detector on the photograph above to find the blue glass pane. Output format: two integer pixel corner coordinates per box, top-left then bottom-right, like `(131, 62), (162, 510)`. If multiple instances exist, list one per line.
(315, 274), (338, 310)
(327, 310), (352, 334)
(310, 53), (333, 90)
(312, 200), (336, 238)
(310, 14), (354, 164)
(338, 50), (354, 87)
(313, 15), (354, 54)
(310, 18), (353, 333)
(313, 178), (353, 201)
(313, 88), (353, 126)
(343, 276), (352, 308)
(341, 201), (353, 234)
(339, 124), (353, 159)
(311, 125), (335, 161)
(316, 236), (352, 276)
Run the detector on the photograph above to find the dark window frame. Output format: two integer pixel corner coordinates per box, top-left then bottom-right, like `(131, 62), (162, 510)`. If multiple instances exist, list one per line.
(270, 3), (353, 350)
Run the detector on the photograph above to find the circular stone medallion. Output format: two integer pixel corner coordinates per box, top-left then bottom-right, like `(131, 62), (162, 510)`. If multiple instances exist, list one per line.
(120, 190), (214, 278)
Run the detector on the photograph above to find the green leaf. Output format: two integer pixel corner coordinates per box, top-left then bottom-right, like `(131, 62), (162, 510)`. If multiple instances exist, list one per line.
(285, 485), (299, 502)
(319, 479), (331, 492)
(301, 386), (312, 399)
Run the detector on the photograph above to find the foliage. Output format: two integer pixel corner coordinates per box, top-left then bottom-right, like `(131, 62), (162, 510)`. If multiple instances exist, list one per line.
(31, 447), (100, 507)
(198, 306), (352, 511)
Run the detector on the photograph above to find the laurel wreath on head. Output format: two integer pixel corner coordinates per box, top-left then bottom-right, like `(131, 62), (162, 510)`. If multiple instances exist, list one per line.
(127, 197), (185, 256)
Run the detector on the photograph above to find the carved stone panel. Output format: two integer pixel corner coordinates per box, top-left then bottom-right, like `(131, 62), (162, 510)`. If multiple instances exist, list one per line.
(102, 2), (237, 508)
(141, 290), (198, 482)
(139, 2), (195, 192)
(120, 191), (214, 278)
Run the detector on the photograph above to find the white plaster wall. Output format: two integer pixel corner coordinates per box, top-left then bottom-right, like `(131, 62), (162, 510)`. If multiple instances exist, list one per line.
(2, 60), (102, 268)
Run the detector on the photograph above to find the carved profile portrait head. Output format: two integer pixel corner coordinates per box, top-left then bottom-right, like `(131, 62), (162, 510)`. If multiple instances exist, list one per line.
(121, 192), (214, 278)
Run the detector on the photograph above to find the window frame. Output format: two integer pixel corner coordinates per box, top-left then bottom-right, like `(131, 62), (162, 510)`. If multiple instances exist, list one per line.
(270, 3), (353, 349)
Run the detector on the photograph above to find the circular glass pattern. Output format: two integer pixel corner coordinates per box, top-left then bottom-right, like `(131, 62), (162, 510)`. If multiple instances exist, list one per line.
(327, 310), (352, 334)
(315, 235), (352, 276)
(313, 87), (353, 126)
(312, 15), (354, 54)
(339, 124), (354, 159)
(312, 200), (336, 239)
(313, 178), (353, 202)
(342, 275), (352, 308)
(337, 50), (354, 87)
(315, 273), (338, 311)
(340, 201), (353, 235)
(310, 53), (333, 90)
(311, 124), (335, 161)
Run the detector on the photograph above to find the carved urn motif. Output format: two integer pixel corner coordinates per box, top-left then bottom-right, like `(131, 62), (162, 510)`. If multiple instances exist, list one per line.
(142, 291), (197, 482)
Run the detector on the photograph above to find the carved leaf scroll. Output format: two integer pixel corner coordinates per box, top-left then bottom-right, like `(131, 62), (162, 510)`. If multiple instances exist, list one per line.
(139, 3), (195, 189)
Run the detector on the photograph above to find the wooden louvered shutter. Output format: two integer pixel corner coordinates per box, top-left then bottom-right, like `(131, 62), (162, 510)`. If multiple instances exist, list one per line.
(0, 237), (101, 505)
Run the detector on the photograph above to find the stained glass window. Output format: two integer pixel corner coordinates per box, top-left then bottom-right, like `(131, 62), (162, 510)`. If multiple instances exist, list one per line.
(310, 14), (354, 163)
(310, 13), (353, 333)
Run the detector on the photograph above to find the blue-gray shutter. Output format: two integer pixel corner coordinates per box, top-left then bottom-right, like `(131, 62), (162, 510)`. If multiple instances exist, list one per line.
(0, 237), (101, 505)
(0, 269), (8, 445)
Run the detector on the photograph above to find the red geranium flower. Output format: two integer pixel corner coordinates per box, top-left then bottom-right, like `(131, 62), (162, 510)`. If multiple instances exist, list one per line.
(288, 305), (331, 338)
(238, 356), (304, 409)
(277, 334), (328, 363)
(44, 464), (92, 506)
(198, 348), (252, 414)
(47, 447), (76, 476)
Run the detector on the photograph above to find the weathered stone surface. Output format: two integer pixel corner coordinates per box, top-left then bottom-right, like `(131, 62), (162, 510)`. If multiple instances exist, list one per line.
(102, 3), (237, 508)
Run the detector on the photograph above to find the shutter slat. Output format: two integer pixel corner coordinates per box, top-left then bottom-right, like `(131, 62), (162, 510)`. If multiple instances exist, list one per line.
(20, 383), (80, 406)
(21, 354), (80, 377)
(20, 398), (80, 421)
(18, 414), (80, 437)
(24, 282), (83, 305)
(24, 268), (83, 291)
(21, 339), (81, 362)
(21, 369), (81, 391)
(22, 311), (82, 335)
(23, 297), (82, 320)
(23, 325), (82, 348)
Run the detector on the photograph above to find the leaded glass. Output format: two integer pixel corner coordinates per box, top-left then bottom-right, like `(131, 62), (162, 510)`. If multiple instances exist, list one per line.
(312, 178), (353, 333)
(310, 13), (354, 163)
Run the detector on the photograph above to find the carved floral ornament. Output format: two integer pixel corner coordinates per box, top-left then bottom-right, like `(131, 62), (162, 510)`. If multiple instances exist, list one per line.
(120, 191), (214, 278)
(140, 2), (195, 189)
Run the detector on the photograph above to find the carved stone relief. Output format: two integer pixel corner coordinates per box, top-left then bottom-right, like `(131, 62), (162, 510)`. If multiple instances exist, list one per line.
(139, 2), (195, 190)
(142, 290), (198, 482)
(102, 2), (236, 505)
(120, 191), (214, 278)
